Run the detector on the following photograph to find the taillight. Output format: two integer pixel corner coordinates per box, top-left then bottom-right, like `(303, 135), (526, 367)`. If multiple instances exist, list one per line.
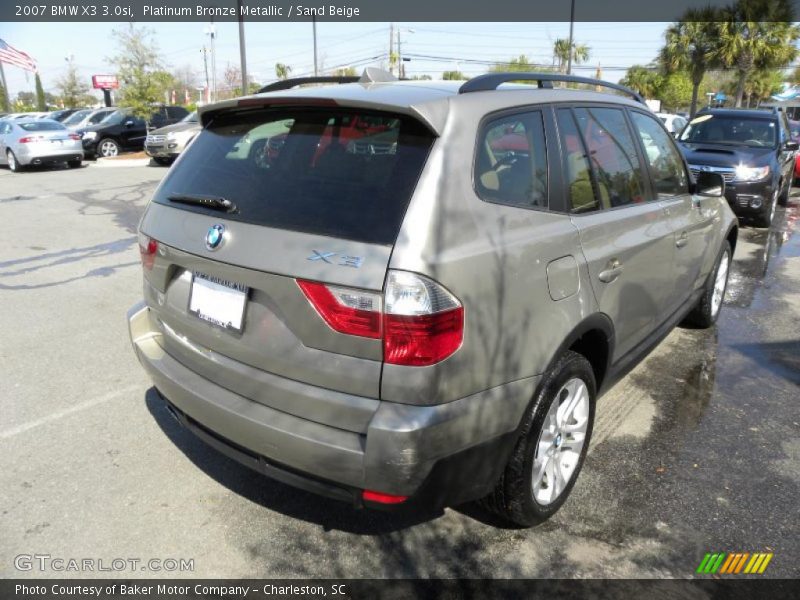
(138, 232), (158, 270)
(69, 133), (81, 141)
(296, 281), (382, 338)
(297, 270), (463, 366)
(383, 271), (463, 366)
(18, 136), (44, 144)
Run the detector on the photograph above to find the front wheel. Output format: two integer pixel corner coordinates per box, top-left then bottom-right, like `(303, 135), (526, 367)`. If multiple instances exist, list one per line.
(153, 157), (173, 166)
(683, 240), (731, 329)
(755, 189), (778, 228)
(479, 350), (596, 526)
(97, 138), (120, 158)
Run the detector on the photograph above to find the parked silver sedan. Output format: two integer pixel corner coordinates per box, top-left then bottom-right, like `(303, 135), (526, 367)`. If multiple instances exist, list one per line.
(0, 119), (83, 172)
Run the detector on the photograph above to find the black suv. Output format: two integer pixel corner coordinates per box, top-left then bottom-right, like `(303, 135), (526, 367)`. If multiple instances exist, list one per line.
(80, 105), (189, 158)
(677, 108), (798, 227)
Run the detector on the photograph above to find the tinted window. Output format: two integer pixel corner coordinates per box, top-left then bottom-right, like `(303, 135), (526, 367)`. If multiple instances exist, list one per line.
(89, 110), (114, 125)
(475, 111), (548, 209)
(630, 111), (689, 199)
(153, 108), (434, 245)
(557, 108), (598, 213)
(62, 110), (90, 125)
(680, 114), (777, 148)
(19, 121), (66, 131)
(573, 107), (647, 208)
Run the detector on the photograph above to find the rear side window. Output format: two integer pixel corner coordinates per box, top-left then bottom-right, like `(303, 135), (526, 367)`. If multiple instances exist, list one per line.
(153, 108), (434, 245)
(19, 121), (65, 131)
(556, 108), (598, 213)
(629, 111), (688, 199)
(573, 107), (647, 209)
(475, 111), (548, 209)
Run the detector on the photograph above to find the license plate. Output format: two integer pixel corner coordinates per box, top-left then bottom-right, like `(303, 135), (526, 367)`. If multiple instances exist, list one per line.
(188, 272), (248, 331)
(52, 140), (63, 145)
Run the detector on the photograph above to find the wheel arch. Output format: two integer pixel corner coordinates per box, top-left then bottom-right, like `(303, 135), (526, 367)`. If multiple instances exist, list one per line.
(544, 313), (615, 393)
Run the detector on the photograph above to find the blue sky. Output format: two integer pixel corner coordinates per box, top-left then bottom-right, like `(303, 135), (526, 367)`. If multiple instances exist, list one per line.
(0, 21), (669, 100)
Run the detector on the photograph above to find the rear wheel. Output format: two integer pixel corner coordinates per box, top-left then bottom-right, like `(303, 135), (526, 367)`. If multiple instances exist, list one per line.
(97, 138), (119, 158)
(479, 350), (596, 526)
(683, 240), (731, 328)
(6, 150), (22, 172)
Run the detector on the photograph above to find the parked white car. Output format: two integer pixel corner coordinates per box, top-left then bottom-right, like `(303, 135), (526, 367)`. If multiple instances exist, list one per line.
(656, 112), (688, 136)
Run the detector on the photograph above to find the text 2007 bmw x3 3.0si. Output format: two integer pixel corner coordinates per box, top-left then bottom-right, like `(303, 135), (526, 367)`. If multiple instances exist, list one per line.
(128, 69), (737, 526)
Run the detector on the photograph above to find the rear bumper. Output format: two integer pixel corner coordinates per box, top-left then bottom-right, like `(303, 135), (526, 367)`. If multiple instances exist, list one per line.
(128, 301), (537, 507)
(16, 146), (83, 165)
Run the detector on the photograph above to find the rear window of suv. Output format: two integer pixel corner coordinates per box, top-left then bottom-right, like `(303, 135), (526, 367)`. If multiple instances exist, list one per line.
(153, 108), (435, 246)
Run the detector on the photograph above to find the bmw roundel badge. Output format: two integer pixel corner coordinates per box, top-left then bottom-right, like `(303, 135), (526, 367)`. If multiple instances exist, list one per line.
(205, 224), (225, 251)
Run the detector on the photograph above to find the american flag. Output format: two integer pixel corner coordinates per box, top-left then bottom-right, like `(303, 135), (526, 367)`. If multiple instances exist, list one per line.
(0, 39), (37, 72)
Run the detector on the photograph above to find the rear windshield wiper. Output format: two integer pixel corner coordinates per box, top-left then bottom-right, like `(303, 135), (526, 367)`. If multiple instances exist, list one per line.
(167, 193), (238, 213)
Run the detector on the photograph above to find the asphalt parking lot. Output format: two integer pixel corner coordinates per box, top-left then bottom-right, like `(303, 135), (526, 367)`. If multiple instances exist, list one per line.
(1, 161), (798, 579)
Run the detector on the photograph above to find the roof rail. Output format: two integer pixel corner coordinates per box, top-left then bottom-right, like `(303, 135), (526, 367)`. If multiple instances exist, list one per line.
(458, 73), (646, 105)
(258, 76), (360, 94)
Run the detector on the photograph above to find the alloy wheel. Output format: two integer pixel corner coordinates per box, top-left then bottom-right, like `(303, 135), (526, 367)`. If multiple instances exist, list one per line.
(100, 141), (118, 157)
(711, 250), (730, 318)
(532, 378), (590, 506)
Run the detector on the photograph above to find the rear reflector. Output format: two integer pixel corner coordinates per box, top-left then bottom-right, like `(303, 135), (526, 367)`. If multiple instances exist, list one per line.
(297, 280), (382, 339)
(138, 232), (158, 271)
(362, 490), (409, 504)
(298, 271), (464, 366)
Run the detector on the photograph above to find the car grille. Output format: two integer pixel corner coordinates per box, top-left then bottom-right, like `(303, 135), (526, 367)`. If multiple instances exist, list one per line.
(146, 134), (166, 144)
(688, 165), (735, 183)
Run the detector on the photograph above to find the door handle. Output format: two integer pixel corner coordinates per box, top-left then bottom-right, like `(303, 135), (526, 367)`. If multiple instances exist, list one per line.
(676, 232), (689, 248)
(598, 259), (623, 283)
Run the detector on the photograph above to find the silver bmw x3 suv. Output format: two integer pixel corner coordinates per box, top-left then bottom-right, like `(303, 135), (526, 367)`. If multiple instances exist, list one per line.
(128, 70), (737, 525)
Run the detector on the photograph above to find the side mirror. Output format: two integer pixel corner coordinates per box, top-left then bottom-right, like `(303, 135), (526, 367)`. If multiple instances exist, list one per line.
(124, 120), (134, 127)
(693, 171), (725, 197)
(784, 140), (799, 151)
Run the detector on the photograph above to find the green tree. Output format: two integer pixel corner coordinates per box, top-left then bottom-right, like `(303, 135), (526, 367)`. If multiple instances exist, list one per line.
(490, 55), (550, 73)
(107, 23), (164, 118)
(15, 91), (36, 111)
(56, 59), (90, 108)
(658, 71), (693, 111)
(723, 67), (783, 107)
(332, 67), (358, 77)
(660, 9), (720, 117)
(620, 65), (662, 99)
(0, 83), (9, 112)
(442, 70), (468, 80)
(275, 63), (292, 80)
(34, 73), (46, 110)
(716, 0), (799, 107)
(553, 39), (590, 74)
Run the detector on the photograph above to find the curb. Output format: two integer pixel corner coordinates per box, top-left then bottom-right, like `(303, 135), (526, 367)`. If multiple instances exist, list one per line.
(92, 157), (153, 168)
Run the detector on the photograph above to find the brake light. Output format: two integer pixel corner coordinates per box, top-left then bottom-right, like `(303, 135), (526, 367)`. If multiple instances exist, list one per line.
(297, 270), (463, 366)
(138, 232), (158, 270)
(69, 133), (81, 141)
(18, 136), (44, 144)
(296, 280), (382, 338)
(362, 490), (409, 504)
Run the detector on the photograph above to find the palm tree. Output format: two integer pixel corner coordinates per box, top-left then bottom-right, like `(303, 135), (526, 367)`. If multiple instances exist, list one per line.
(275, 63), (292, 80)
(620, 65), (662, 99)
(660, 9), (720, 118)
(715, 0), (799, 107)
(553, 39), (590, 74)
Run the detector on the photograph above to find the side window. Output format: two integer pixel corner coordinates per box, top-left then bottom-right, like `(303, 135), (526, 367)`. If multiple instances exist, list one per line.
(629, 111), (689, 199)
(475, 111), (548, 209)
(556, 108), (598, 213)
(573, 107), (647, 208)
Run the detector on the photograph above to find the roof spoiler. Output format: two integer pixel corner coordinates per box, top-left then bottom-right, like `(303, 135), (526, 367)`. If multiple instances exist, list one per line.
(258, 68), (398, 93)
(459, 72), (646, 105)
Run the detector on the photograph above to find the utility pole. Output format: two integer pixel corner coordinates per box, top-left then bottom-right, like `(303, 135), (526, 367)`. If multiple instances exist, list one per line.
(389, 23), (394, 76)
(201, 46), (210, 103)
(205, 21), (217, 101)
(312, 15), (318, 76)
(566, 0), (575, 75)
(237, 0), (248, 95)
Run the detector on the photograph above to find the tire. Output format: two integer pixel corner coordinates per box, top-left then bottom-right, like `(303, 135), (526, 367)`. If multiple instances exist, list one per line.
(479, 350), (596, 526)
(6, 150), (22, 172)
(778, 178), (790, 206)
(97, 138), (120, 158)
(154, 157), (173, 166)
(754, 189), (778, 228)
(68, 158), (82, 169)
(683, 240), (732, 329)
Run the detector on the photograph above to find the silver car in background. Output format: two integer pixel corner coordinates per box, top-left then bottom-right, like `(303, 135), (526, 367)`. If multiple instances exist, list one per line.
(145, 111), (201, 165)
(0, 119), (83, 172)
(62, 107), (116, 130)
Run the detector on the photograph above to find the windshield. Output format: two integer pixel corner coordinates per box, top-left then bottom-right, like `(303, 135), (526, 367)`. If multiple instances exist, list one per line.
(19, 121), (66, 131)
(153, 108), (434, 245)
(62, 110), (90, 125)
(679, 114), (777, 148)
(182, 111), (198, 123)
